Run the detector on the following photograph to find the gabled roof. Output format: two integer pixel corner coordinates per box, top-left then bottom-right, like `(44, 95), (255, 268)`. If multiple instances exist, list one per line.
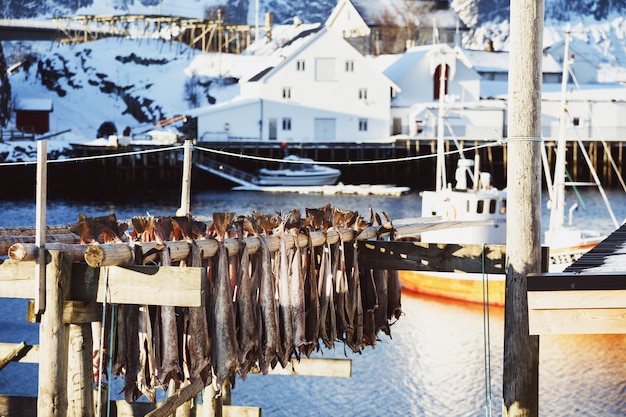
(244, 25), (324, 82)
(383, 43), (457, 81)
(243, 25), (400, 93)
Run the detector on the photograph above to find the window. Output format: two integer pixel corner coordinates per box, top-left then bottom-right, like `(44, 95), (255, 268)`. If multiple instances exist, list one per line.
(358, 88), (368, 100)
(315, 58), (336, 81)
(282, 118), (292, 131)
(345, 60), (354, 72)
(282, 87), (291, 99)
(358, 118), (368, 131)
(296, 60), (305, 71)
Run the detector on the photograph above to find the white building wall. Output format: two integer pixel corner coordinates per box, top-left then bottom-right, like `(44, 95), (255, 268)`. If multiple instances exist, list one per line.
(239, 29), (392, 142)
(541, 99), (626, 140)
(196, 100), (261, 141)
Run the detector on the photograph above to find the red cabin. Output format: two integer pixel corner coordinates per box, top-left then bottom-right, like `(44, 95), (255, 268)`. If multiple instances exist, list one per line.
(15, 98), (53, 134)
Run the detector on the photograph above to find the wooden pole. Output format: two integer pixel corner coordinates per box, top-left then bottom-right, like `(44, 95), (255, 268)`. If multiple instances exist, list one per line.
(37, 250), (72, 417)
(179, 139), (193, 215)
(67, 324), (95, 417)
(35, 139), (47, 314)
(73, 220), (476, 268)
(503, 1), (543, 416)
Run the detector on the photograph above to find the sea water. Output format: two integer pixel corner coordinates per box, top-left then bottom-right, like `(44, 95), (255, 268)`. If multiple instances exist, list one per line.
(1, 188), (626, 416)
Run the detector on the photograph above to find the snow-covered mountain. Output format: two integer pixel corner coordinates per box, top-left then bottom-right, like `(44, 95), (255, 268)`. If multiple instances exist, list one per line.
(4, 0), (626, 28)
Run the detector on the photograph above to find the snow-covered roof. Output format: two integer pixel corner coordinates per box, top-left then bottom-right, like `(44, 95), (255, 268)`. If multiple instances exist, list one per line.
(244, 25), (324, 82)
(350, 0), (463, 29)
(14, 98), (53, 111)
(459, 48), (562, 74)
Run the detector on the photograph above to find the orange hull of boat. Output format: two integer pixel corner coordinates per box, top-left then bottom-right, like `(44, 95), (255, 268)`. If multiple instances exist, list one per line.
(399, 270), (505, 307)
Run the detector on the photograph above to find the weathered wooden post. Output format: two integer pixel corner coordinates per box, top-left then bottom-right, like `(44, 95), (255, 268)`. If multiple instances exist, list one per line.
(37, 250), (73, 417)
(180, 139), (193, 215)
(35, 139), (47, 314)
(503, 1), (543, 416)
(67, 323), (95, 417)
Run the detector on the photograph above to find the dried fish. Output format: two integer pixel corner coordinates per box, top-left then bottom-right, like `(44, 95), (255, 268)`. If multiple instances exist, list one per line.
(235, 241), (258, 380)
(300, 228), (319, 357)
(318, 241), (337, 349)
(288, 227), (306, 352)
(276, 221), (295, 367)
(360, 268), (378, 347)
(257, 233), (280, 373)
(122, 304), (141, 403)
(154, 247), (181, 387)
(211, 212), (239, 390)
(373, 268), (390, 337)
(185, 241), (212, 383)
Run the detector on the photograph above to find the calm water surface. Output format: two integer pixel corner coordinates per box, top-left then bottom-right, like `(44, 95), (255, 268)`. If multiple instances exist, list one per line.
(1, 188), (626, 416)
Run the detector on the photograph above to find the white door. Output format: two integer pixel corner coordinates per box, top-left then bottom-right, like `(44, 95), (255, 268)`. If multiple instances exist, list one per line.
(269, 118), (277, 140)
(314, 118), (336, 141)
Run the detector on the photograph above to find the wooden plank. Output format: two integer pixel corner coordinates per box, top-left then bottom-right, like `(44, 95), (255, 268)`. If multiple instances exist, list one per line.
(112, 401), (261, 417)
(528, 290), (626, 310)
(0, 259), (36, 299)
(0, 397), (259, 417)
(0, 343), (39, 363)
(145, 378), (204, 417)
(0, 395), (37, 417)
(62, 301), (102, 324)
(98, 265), (205, 307)
(358, 241), (506, 273)
(0, 342), (27, 372)
(69, 263), (206, 307)
(268, 357), (351, 378)
(529, 308), (626, 335)
(527, 272), (626, 291)
(221, 405), (262, 417)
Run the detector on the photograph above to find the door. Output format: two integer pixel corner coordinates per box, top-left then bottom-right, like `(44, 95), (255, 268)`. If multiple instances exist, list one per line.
(314, 118), (336, 141)
(269, 118), (277, 140)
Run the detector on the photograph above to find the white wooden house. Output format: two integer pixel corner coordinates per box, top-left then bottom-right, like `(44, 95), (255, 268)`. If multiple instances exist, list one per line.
(325, 0), (464, 55)
(383, 39), (626, 141)
(191, 26), (400, 143)
(382, 43), (506, 139)
(544, 38), (606, 84)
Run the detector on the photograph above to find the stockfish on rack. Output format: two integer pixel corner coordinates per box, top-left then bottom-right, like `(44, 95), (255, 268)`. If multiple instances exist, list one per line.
(6, 208), (493, 404)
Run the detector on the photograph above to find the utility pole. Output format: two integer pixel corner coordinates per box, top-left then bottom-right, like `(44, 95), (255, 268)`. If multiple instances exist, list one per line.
(503, 0), (543, 416)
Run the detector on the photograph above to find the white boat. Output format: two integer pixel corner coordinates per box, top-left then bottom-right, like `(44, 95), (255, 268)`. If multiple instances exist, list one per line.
(254, 155), (341, 186)
(71, 129), (182, 150)
(399, 33), (622, 306)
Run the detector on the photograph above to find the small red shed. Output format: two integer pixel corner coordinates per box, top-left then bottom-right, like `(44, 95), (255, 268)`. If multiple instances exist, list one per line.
(15, 98), (53, 134)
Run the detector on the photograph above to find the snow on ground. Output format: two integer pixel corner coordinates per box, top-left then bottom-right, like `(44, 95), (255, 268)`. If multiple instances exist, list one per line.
(2, 37), (249, 162)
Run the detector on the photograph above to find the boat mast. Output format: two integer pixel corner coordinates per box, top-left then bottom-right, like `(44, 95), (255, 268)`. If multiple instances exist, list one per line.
(435, 61), (446, 191)
(548, 24), (571, 231)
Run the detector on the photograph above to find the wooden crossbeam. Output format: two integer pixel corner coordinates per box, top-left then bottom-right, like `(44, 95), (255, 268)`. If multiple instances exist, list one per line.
(359, 240), (506, 273)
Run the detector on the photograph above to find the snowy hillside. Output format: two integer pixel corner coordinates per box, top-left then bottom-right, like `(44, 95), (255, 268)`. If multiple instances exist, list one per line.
(5, 38), (244, 141)
(3, 0), (626, 162)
